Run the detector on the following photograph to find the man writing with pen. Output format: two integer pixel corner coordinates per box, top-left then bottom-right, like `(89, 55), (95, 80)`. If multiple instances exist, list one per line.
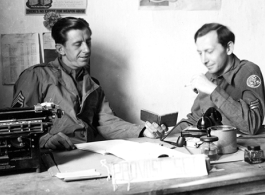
(171, 23), (265, 136)
(11, 16), (167, 150)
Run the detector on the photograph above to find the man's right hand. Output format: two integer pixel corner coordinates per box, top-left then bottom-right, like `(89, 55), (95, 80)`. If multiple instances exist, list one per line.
(190, 73), (217, 95)
(44, 132), (76, 150)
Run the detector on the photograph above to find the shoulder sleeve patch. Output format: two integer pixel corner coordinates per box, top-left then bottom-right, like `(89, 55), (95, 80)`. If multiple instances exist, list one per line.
(246, 75), (261, 88)
(11, 91), (25, 108)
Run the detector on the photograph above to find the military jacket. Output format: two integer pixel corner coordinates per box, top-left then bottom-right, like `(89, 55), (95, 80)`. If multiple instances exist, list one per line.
(12, 58), (143, 147)
(176, 54), (265, 135)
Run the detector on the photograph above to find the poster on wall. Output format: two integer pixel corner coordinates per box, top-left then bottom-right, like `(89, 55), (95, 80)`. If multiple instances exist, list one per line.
(1, 33), (40, 85)
(25, 0), (87, 15)
(139, 0), (222, 10)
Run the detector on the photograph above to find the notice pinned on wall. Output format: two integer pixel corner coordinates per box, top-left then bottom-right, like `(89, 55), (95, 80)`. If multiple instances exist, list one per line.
(1, 33), (40, 85)
(43, 32), (57, 63)
(139, 0), (222, 10)
(25, 0), (87, 15)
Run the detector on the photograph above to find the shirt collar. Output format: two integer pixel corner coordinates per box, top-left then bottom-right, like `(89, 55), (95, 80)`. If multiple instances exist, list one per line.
(58, 57), (72, 75)
(58, 57), (89, 78)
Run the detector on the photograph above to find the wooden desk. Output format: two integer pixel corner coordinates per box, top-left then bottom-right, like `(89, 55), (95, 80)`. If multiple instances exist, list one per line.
(1, 136), (265, 195)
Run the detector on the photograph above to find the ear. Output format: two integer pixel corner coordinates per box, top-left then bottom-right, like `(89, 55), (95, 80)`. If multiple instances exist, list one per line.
(55, 44), (66, 56)
(226, 41), (234, 55)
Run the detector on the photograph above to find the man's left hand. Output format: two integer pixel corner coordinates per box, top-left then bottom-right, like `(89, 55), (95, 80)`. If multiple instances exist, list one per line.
(143, 121), (167, 139)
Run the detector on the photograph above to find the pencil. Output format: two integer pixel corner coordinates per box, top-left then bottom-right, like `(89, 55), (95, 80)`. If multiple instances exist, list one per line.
(184, 146), (193, 155)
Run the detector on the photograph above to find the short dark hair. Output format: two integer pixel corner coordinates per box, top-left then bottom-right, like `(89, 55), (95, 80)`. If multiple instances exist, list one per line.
(52, 17), (92, 45)
(194, 23), (235, 48)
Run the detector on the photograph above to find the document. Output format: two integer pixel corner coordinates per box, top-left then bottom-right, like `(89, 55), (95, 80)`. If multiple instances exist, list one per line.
(76, 139), (188, 161)
(139, 0), (222, 10)
(42, 32), (57, 63)
(1, 33), (40, 84)
(51, 149), (118, 175)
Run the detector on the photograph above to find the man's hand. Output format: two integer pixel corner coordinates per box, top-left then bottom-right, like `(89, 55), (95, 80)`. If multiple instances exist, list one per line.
(44, 132), (76, 150)
(190, 73), (217, 95)
(143, 121), (167, 139)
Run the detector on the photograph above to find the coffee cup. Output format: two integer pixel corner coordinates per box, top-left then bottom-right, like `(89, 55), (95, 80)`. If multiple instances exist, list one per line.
(209, 125), (237, 154)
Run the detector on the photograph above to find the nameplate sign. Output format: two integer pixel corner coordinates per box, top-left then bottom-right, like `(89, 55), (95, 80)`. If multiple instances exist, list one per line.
(104, 154), (208, 190)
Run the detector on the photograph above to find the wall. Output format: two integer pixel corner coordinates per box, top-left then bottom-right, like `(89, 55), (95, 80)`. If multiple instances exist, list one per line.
(0, 0), (265, 125)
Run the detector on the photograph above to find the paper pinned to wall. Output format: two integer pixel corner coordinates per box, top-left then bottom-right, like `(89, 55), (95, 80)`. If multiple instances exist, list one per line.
(25, 0), (87, 15)
(1, 33), (40, 85)
(139, 0), (222, 10)
(43, 32), (57, 63)
(43, 32), (55, 50)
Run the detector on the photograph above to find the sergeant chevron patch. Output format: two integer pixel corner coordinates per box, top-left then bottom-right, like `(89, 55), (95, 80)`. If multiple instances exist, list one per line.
(11, 91), (25, 108)
(250, 99), (260, 110)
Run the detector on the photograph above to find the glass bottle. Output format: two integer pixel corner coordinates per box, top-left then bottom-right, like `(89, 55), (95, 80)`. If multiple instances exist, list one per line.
(244, 145), (264, 164)
(200, 136), (218, 161)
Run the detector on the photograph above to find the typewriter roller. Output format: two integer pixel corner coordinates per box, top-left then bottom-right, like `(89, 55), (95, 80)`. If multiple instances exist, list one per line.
(0, 102), (62, 173)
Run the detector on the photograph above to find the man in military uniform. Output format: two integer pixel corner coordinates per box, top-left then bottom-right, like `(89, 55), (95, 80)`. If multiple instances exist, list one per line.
(11, 17), (166, 150)
(175, 23), (265, 135)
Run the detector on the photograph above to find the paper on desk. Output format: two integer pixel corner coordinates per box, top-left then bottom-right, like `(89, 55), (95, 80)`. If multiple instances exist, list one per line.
(51, 149), (119, 178)
(75, 139), (188, 161)
(56, 169), (101, 181)
(56, 169), (99, 178)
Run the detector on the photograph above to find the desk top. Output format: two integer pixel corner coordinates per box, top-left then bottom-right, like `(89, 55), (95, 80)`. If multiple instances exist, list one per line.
(1, 136), (265, 195)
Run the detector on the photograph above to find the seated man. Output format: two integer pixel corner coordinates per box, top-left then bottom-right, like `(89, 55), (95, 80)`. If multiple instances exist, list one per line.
(11, 17), (166, 150)
(174, 23), (265, 135)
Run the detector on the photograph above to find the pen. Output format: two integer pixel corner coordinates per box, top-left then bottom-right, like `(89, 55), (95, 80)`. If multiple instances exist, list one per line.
(64, 175), (101, 182)
(184, 146), (193, 155)
(237, 145), (247, 151)
(161, 120), (195, 141)
(160, 126), (176, 141)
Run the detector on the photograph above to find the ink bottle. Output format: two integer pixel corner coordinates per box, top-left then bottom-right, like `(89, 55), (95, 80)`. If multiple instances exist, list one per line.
(244, 145), (264, 164)
(200, 136), (219, 161)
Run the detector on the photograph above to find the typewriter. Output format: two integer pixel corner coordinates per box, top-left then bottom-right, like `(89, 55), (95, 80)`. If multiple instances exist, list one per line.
(0, 102), (62, 173)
